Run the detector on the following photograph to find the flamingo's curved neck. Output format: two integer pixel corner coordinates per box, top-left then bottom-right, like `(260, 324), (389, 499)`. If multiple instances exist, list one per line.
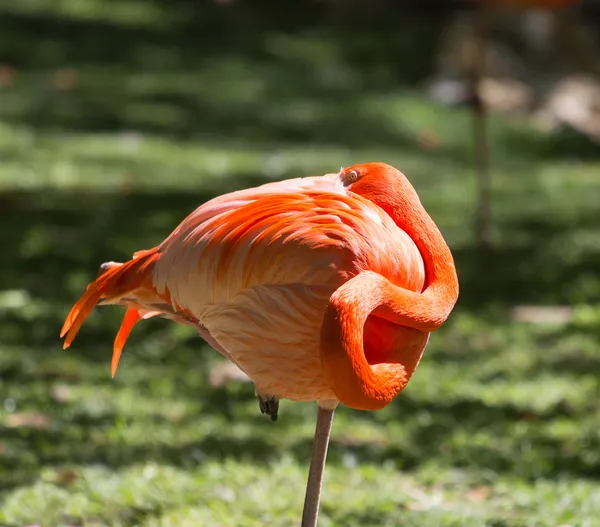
(372, 187), (459, 331)
(320, 179), (459, 411)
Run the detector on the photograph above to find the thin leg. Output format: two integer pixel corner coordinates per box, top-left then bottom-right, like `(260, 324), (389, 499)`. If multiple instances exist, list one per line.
(301, 404), (336, 527)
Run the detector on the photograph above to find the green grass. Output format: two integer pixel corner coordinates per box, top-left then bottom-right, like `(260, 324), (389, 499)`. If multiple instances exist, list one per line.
(2, 2), (600, 526)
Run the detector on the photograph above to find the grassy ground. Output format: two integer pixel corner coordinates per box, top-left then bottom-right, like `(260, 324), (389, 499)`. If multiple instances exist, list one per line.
(2, 2), (600, 526)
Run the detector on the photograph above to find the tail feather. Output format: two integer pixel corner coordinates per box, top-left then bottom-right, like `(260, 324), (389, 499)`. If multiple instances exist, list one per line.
(60, 249), (160, 350)
(112, 307), (142, 378)
(110, 307), (164, 378)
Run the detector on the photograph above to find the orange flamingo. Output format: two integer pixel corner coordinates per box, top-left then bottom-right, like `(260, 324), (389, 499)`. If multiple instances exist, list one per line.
(60, 162), (459, 526)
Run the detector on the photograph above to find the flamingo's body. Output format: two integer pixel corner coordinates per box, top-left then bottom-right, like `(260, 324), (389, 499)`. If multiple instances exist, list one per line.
(61, 162), (459, 525)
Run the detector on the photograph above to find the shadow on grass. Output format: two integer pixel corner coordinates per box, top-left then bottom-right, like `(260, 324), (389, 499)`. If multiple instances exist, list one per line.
(452, 209), (600, 309)
(0, 7), (447, 149)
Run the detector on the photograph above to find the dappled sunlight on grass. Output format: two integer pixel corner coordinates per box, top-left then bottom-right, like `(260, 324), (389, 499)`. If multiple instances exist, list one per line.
(1, 1), (600, 525)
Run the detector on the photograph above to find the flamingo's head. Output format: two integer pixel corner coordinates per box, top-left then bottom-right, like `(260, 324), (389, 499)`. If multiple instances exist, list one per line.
(337, 162), (421, 223)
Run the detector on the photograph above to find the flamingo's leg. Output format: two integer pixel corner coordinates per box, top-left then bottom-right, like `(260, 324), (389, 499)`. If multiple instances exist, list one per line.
(301, 401), (337, 527)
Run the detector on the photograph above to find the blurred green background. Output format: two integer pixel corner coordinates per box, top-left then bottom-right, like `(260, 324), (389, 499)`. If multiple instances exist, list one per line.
(1, 1), (600, 525)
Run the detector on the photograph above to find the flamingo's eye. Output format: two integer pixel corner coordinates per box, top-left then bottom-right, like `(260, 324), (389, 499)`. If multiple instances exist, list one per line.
(347, 170), (359, 183)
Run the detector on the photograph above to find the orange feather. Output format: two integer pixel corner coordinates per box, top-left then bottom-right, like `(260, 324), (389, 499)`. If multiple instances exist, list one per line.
(60, 249), (160, 350)
(112, 307), (142, 378)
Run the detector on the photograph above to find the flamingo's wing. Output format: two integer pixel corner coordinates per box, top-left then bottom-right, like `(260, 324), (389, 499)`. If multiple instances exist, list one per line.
(152, 188), (426, 315)
(150, 185), (426, 401)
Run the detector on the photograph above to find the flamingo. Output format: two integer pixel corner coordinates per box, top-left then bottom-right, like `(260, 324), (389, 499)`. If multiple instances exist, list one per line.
(60, 162), (459, 526)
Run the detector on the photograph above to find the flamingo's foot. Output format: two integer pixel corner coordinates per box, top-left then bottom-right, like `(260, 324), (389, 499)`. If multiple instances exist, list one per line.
(258, 394), (279, 422)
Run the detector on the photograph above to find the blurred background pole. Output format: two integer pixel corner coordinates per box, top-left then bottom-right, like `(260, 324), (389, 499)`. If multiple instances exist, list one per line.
(471, 0), (493, 249)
